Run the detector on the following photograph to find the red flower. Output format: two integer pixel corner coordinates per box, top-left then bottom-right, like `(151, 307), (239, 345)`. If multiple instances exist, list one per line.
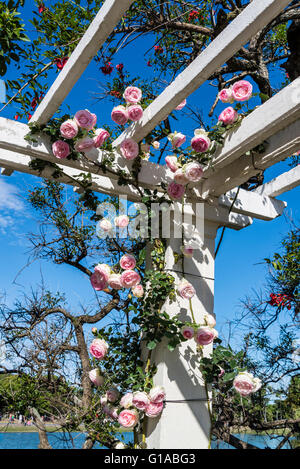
(28, 113), (32, 120)
(154, 45), (163, 54)
(286, 73), (289, 79)
(116, 63), (124, 72)
(268, 293), (293, 309)
(55, 57), (68, 70)
(101, 62), (113, 75)
(31, 97), (38, 110)
(188, 10), (199, 22)
(110, 90), (121, 98)
(147, 60), (152, 67)
(14, 114), (19, 120)
(39, 4), (46, 14)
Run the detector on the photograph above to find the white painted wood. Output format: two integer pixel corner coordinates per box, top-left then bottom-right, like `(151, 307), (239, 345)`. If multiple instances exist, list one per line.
(1, 167), (14, 176)
(200, 119), (300, 197)
(30, 0), (135, 125)
(113, 0), (292, 145)
(219, 188), (287, 221)
(254, 165), (300, 197)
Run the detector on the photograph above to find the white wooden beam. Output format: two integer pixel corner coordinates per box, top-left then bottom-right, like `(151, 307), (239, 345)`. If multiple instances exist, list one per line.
(30, 0), (135, 125)
(219, 188), (287, 221)
(200, 119), (300, 197)
(254, 165), (300, 197)
(113, 0), (292, 145)
(1, 167), (14, 176)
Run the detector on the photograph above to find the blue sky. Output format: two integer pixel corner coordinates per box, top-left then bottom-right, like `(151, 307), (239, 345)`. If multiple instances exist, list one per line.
(0, 1), (299, 344)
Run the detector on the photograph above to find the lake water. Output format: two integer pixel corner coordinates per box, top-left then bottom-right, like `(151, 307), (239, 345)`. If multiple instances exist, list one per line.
(0, 432), (292, 449)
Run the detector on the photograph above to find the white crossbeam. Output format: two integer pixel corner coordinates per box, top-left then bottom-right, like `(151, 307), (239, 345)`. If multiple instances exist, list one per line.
(30, 0), (135, 125)
(219, 188), (286, 221)
(200, 119), (300, 198)
(113, 0), (292, 145)
(254, 165), (300, 197)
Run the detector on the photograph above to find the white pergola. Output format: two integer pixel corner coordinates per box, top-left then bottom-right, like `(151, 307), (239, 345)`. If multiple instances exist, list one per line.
(0, 0), (299, 449)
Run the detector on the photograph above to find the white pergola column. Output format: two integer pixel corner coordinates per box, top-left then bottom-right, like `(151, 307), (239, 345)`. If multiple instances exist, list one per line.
(145, 204), (218, 449)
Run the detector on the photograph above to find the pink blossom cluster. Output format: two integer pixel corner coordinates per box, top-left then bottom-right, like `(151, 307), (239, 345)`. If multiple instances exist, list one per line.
(233, 372), (262, 397)
(165, 155), (204, 200)
(89, 255), (143, 297)
(218, 80), (253, 126)
(52, 109), (110, 159)
(181, 313), (218, 346)
(111, 86), (143, 126)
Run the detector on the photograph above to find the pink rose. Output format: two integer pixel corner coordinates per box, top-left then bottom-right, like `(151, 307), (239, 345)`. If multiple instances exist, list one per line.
(94, 263), (111, 282)
(120, 254), (136, 270)
(89, 368), (104, 387)
(74, 137), (95, 153)
(127, 104), (143, 122)
(167, 182), (185, 200)
(119, 138), (139, 160)
(145, 401), (164, 418)
(90, 271), (108, 291)
(94, 128), (110, 148)
(89, 338), (109, 359)
(74, 109), (96, 130)
(233, 372), (256, 396)
(108, 274), (123, 290)
(107, 387), (120, 403)
(180, 245), (194, 258)
(99, 219), (112, 232)
(165, 156), (180, 173)
(120, 392), (133, 408)
(174, 168), (189, 185)
(149, 386), (165, 404)
(175, 99), (186, 111)
(132, 391), (150, 410)
(152, 141), (160, 149)
(132, 284), (144, 298)
(178, 280), (195, 299)
(52, 140), (70, 159)
(114, 215), (129, 228)
(181, 325), (195, 340)
(123, 86), (142, 104)
(191, 135), (211, 153)
(219, 88), (234, 104)
(121, 270), (141, 288)
(60, 119), (78, 139)
(203, 313), (216, 328)
(169, 132), (186, 148)
(118, 409), (139, 428)
(184, 162), (204, 182)
(232, 80), (253, 102)
(111, 105), (129, 125)
(195, 326), (217, 346)
(218, 106), (238, 125)
(218, 367), (225, 378)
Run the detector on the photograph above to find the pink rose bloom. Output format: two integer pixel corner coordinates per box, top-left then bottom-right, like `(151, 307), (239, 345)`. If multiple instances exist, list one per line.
(152, 141), (160, 150)
(123, 86), (142, 104)
(149, 386), (165, 404)
(118, 409), (139, 428)
(233, 372), (256, 396)
(94, 263), (111, 282)
(181, 325), (195, 340)
(167, 181), (185, 200)
(195, 326), (217, 346)
(203, 313), (216, 328)
(218, 106), (238, 125)
(89, 368), (104, 387)
(132, 284), (144, 298)
(99, 219), (112, 232)
(180, 245), (194, 258)
(52, 140), (70, 159)
(165, 156), (180, 173)
(184, 162), (204, 182)
(89, 338), (109, 359)
(132, 391), (150, 410)
(108, 274), (123, 290)
(175, 99), (186, 111)
(90, 271), (108, 291)
(74, 109), (97, 130)
(178, 280), (195, 299)
(94, 128), (110, 148)
(111, 105), (128, 125)
(174, 168), (189, 185)
(120, 392), (133, 408)
(119, 138), (139, 160)
(121, 270), (141, 288)
(74, 137), (95, 153)
(114, 215), (129, 228)
(120, 254), (136, 270)
(60, 119), (78, 139)
(219, 88), (234, 104)
(191, 135), (211, 153)
(145, 401), (164, 418)
(107, 387), (120, 403)
(127, 104), (143, 122)
(169, 132), (186, 149)
(232, 80), (253, 102)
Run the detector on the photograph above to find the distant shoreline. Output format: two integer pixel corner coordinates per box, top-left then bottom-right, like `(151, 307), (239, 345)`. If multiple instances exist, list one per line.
(0, 424), (63, 433)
